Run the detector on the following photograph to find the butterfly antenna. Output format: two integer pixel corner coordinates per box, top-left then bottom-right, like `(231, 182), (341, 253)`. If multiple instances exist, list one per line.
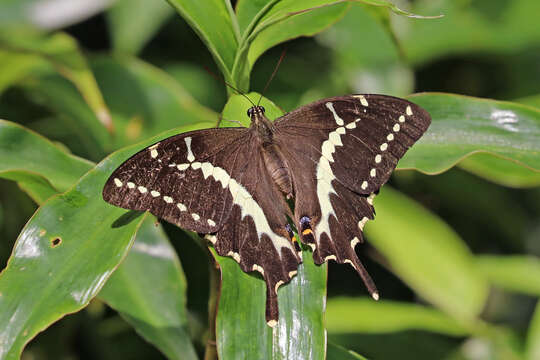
(203, 66), (256, 107)
(258, 48), (287, 106)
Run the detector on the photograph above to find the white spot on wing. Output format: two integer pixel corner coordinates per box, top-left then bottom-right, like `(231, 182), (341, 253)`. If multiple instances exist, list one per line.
(380, 143), (388, 151)
(138, 186), (147, 193)
(399, 115), (405, 123)
(150, 149), (158, 158)
(191, 162), (201, 170)
(288, 270), (297, 278)
(205, 234), (217, 244)
(151, 190), (160, 197)
(163, 196), (173, 203)
(252, 264), (264, 275)
(361, 181), (368, 190)
(191, 213), (200, 221)
(351, 237), (360, 248)
(375, 154), (382, 163)
(267, 319), (277, 327)
(324, 255), (337, 261)
(370, 169), (376, 177)
(387, 134), (394, 141)
(367, 193), (376, 205)
(184, 137), (195, 162)
(358, 217), (369, 230)
(345, 121), (356, 129)
(207, 219), (216, 226)
(114, 178), (123, 187)
(275, 280), (284, 293)
(406, 106), (413, 116)
(354, 95), (369, 106)
(393, 123), (400, 132)
(177, 163), (189, 171)
(127, 182), (135, 189)
(325, 102), (344, 126)
(177, 203), (187, 211)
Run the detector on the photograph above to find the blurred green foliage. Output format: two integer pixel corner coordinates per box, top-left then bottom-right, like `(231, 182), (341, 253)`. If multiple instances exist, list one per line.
(0, 0), (539, 359)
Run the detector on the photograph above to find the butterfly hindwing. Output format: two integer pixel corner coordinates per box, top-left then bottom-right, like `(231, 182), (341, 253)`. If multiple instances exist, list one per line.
(274, 94), (431, 294)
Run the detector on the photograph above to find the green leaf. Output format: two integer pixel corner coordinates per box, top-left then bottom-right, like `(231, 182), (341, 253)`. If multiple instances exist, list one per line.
(458, 152), (540, 188)
(107, 0), (174, 55)
(92, 56), (218, 148)
(214, 249), (326, 360)
(0, 31), (113, 131)
(0, 167), (145, 360)
(366, 186), (488, 321)
(0, 120), (93, 192)
(99, 218), (198, 360)
(166, 0), (238, 80)
(245, 1), (350, 68)
(317, 3), (413, 96)
(327, 342), (368, 360)
(399, 0), (540, 65)
(526, 302), (540, 360)
(400, 93), (540, 181)
(0, 123), (211, 359)
(476, 255), (540, 296)
(215, 93), (326, 359)
(326, 298), (468, 336)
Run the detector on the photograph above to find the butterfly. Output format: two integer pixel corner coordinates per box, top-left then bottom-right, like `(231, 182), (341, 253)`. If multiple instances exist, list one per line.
(103, 94), (431, 327)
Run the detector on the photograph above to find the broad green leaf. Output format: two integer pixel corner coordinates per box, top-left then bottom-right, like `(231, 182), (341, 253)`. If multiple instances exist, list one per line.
(0, 120), (93, 191)
(327, 342), (368, 360)
(317, 4), (413, 96)
(233, 0), (349, 90)
(166, 0), (238, 81)
(476, 255), (540, 296)
(3, 172), (58, 205)
(245, 1), (350, 68)
(214, 249), (326, 360)
(526, 302), (540, 360)
(399, 0), (540, 65)
(366, 186), (488, 321)
(215, 93), (326, 359)
(0, 50), (46, 94)
(458, 153), (540, 188)
(0, 166), (145, 360)
(516, 94), (540, 109)
(0, 31), (113, 131)
(92, 56), (218, 148)
(326, 298), (468, 336)
(400, 93), (540, 180)
(20, 74), (112, 160)
(107, 0), (174, 55)
(0, 122), (212, 359)
(99, 218), (198, 360)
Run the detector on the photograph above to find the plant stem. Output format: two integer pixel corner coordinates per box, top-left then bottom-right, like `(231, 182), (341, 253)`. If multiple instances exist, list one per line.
(204, 251), (221, 360)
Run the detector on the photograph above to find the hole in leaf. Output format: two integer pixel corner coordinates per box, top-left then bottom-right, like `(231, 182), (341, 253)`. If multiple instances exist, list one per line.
(51, 237), (62, 247)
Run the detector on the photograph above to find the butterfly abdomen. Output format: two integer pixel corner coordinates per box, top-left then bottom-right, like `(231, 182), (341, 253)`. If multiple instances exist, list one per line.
(261, 144), (293, 198)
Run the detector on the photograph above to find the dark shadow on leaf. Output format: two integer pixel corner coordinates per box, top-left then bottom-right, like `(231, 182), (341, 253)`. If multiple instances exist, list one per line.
(112, 210), (144, 228)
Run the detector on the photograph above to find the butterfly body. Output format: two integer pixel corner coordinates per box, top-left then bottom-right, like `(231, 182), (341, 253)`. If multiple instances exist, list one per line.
(103, 94), (431, 326)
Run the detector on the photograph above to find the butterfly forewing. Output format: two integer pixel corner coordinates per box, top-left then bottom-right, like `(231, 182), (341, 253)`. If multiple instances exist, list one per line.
(103, 128), (250, 233)
(103, 126), (301, 325)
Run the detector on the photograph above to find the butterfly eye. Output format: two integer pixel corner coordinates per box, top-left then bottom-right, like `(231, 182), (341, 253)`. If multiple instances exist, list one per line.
(259, 106), (265, 113)
(247, 108), (253, 117)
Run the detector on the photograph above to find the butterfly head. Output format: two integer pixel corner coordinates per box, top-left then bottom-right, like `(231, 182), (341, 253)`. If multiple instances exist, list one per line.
(247, 105), (266, 119)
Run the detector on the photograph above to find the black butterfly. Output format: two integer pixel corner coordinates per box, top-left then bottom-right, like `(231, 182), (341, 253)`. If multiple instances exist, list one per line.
(103, 94), (431, 326)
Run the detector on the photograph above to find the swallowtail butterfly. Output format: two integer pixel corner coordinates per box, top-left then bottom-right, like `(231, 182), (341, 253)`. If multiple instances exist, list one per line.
(103, 94), (431, 326)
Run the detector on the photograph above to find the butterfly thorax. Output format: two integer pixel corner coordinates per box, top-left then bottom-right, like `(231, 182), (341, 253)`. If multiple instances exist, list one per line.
(249, 106), (294, 198)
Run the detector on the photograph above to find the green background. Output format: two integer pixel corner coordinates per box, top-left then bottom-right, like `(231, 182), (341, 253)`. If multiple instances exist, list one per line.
(0, 0), (539, 359)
